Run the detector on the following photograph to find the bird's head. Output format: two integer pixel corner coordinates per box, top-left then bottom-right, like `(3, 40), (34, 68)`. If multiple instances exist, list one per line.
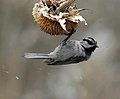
(81, 37), (98, 54)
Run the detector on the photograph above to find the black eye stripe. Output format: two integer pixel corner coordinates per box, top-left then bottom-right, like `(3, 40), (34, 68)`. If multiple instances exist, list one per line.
(83, 39), (93, 45)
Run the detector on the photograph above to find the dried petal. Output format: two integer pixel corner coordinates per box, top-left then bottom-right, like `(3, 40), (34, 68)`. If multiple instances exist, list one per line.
(32, 1), (87, 35)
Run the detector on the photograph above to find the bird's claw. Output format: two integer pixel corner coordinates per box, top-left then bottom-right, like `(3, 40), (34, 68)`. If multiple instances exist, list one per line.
(62, 28), (76, 45)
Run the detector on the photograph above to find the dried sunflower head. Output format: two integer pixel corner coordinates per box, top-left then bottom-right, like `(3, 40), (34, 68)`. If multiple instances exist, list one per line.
(32, 0), (87, 35)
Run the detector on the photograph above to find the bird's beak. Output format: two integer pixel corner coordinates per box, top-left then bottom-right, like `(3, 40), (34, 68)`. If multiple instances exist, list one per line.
(96, 45), (99, 48)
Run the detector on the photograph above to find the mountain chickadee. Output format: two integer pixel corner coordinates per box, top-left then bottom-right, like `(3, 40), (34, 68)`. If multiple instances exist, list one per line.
(24, 37), (98, 65)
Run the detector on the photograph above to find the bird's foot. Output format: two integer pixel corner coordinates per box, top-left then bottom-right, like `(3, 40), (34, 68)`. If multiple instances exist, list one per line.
(62, 28), (76, 45)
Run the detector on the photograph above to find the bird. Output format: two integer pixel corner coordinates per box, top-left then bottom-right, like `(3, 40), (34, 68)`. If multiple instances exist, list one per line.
(24, 37), (98, 65)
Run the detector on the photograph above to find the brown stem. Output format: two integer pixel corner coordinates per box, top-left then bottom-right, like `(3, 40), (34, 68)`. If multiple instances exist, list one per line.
(55, 0), (76, 14)
(59, 0), (75, 10)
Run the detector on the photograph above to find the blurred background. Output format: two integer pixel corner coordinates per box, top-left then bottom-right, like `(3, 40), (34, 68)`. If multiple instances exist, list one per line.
(0, 0), (120, 99)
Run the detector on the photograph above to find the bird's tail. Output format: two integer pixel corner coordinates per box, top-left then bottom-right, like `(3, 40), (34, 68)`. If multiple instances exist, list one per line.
(24, 53), (50, 59)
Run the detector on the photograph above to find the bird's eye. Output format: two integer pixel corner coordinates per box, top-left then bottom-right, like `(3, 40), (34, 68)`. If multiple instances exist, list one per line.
(83, 39), (93, 45)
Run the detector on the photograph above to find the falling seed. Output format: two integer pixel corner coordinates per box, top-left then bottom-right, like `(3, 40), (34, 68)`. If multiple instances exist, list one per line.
(39, 68), (42, 71)
(16, 76), (19, 80)
(5, 71), (9, 74)
(80, 76), (83, 80)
